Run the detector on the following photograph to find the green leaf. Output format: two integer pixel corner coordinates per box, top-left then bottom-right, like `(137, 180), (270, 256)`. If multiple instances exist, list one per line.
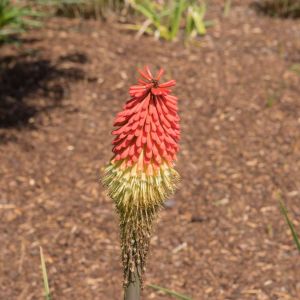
(120, 23), (154, 35)
(279, 200), (300, 252)
(148, 284), (193, 300)
(191, 5), (206, 35)
(128, 0), (211, 41)
(193, 20), (206, 35)
(170, 0), (185, 40)
(130, 0), (160, 27)
(0, 0), (42, 38)
(185, 7), (194, 37)
(40, 247), (52, 300)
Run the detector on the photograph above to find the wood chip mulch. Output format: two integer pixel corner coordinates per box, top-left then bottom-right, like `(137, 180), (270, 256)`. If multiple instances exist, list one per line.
(0, 1), (300, 299)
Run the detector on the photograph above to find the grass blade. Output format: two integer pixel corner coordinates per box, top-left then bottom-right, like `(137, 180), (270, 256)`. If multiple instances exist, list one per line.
(185, 6), (194, 38)
(223, 0), (231, 17)
(170, 0), (185, 40)
(148, 284), (192, 300)
(129, 0), (159, 24)
(279, 200), (300, 252)
(191, 4), (207, 36)
(40, 247), (52, 300)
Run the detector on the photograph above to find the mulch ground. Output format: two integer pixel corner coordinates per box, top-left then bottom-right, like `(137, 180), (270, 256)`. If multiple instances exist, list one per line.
(1, 1), (300, 299)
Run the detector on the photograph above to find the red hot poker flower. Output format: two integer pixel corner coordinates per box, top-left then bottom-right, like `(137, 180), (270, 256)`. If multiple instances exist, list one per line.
(112, 66), (180, 175)
(103, 66), (180, 287)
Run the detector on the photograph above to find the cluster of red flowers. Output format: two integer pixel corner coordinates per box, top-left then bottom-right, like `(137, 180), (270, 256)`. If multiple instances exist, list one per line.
(111, 66), (180, 173)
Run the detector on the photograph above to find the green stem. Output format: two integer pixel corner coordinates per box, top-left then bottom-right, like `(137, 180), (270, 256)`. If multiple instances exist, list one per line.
(124, 268), (141, 300)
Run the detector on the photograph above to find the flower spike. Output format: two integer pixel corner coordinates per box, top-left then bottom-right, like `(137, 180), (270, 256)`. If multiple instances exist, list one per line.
(103, 66), (180, 288)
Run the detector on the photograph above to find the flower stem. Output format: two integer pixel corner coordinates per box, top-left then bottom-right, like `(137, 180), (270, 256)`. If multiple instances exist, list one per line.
(124, 267), (141, 300)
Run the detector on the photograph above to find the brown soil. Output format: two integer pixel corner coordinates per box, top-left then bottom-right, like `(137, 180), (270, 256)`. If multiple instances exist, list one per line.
(1, 1), (300, 299)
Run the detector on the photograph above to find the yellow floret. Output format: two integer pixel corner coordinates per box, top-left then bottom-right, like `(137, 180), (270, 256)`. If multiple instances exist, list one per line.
(102, 159), (179, 286)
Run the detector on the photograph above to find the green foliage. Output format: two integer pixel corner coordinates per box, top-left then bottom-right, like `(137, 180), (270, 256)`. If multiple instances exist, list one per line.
(170, 0), (185, 40)
(36, 0), (127, 19)
(34, 0), (212, 40)
(148, 284), (193, 300)
(255, 0), (300, 18)
(279, 200), (300, 252)
(0, 0), (41, 41)
(40, 247), (52, 300)
(185, 1), (211, 38)
(127, 0), (213, 41)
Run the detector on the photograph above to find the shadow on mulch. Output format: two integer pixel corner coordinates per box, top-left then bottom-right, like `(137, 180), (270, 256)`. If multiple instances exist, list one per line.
(0, 132), (18, 145)
(0, 37), (42, 47)
(0, 51), (87, 129)
(251, 0), (300, 19)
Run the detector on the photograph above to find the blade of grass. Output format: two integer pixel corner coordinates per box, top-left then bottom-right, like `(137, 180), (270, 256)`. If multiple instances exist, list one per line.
(136, 18), (152, 38)
(279, 200), (300, 252)
(185, 6), (195, 38)
(129, 0), (159, 25)
(40, 247), (52, 300)
(148, 284), (193, 300)
(118, 23), (153, 34)
(170, 0), (185, 40)
(223, 0), (231, 17)
(191, 3), (207, 36)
